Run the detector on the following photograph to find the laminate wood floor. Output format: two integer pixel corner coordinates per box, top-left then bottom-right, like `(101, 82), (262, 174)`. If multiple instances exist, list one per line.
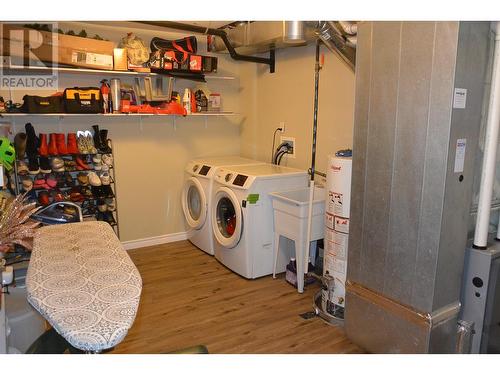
(110, 241), (362, 354)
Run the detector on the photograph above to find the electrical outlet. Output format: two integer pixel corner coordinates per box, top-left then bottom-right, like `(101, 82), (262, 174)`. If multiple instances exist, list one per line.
(279, 121), (286, 133)
(280, 136), (296, 158)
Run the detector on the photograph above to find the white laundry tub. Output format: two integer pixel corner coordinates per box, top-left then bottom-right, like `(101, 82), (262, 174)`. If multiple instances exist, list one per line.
(269, 186), (326, 292)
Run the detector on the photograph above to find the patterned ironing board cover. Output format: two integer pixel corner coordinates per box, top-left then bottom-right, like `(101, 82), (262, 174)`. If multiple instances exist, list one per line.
(26, 221), (142, 352)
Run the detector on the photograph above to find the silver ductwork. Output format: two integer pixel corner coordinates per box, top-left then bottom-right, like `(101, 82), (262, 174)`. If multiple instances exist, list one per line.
(208, 21), (356, 71)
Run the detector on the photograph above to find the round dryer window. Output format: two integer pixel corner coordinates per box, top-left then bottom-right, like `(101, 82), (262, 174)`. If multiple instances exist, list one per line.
(181, 177), (207, 229)
(188, 185), (202, 220)
(216, 197), (237, 238)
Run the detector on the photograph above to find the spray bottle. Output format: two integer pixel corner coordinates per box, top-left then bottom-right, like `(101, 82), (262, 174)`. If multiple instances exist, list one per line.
(182, 88), (191, 115)
(100, 79), (110, 114)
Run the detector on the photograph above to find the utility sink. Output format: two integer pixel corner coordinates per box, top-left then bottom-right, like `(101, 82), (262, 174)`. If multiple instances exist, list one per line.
(269, 186), (326, 218)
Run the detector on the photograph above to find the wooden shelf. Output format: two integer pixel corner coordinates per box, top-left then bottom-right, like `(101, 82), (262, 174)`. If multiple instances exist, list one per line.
(0, 112), (238, 118)
(0, 65), (236, 81)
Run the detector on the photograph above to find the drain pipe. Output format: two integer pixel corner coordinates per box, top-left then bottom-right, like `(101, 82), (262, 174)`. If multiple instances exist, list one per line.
(474, 21), (500, 249)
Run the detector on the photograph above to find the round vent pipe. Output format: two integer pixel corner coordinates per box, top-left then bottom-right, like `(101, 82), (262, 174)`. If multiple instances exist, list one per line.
(284, 21), (306, 44)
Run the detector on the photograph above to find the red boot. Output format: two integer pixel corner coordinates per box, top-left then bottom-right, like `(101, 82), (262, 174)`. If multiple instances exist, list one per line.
(39, 133), (49, 156)
(56, 133), (68, 155)
(48, 133), (58, 155)
(67, 133), (79, 154)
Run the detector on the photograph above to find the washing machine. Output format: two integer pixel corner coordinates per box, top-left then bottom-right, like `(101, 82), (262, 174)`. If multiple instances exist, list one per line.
(181, 156), (264, 255)
(211, 164), (309, 278)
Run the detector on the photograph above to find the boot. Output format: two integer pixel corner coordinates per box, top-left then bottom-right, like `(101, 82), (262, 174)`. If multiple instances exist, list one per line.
(48, 133), (58, 155)
(25, 123), (39, 158)
(56, 133), (68, 155)
(14, 132), (27, 160)
(66, 133), (79, 154)
(92, 125), (103, 150)
(39, 133), (49, 156)
(99, 129), (112, 153)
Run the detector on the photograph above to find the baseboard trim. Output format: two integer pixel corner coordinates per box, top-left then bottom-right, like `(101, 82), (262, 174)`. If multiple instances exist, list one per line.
(122, 232), (189, 250)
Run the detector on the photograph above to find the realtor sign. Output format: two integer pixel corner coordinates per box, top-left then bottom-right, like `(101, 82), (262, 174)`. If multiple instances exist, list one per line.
(0, 22), (58, 90)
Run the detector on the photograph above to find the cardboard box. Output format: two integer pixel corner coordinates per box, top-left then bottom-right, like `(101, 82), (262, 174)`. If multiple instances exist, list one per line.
(1, 25), (115, 70)
(113, 48), (128, 71)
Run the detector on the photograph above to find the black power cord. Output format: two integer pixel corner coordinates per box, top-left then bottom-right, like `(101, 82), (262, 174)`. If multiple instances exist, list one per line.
(271, 127), (283, 163)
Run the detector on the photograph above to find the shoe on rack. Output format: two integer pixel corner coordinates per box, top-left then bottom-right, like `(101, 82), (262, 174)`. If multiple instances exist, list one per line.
(105, 198), (116, 211)
(51, 157), (65, 172)
(48, 133), (58, 155)
(46, 173), (58, 188)
(33, 174), (50, 190)
(16, 160), (29, 175)
(103, 211), (117, 226)
(38, 190), (51, 206)
(100, 164), (109, 173)
(66, 133), (79, 154)
(52, 189), (65, 202)
(88, 171), (101, 186)
(100, 172), (111, 185)
(91, 185), (106, 199)
(75, 155), (90, 170)
(56, 173), (66, 188)
(64, 171), (74, 187)
(99, 129), (112, 153)
(56, 133), (68, 155)
(84, 130), (97, 154)
(25, 123), (39, 158)
(92, 125), (103, 150)
(80, 185), (93, 198)
(76, 131), (88, 154)
(101, 184), (114, 198)
(69, 186), (85, 203)
(101, 153), (113, 167)
(39, 133), (49, 157)
(77, 172), (89, 186)
(97, 199), (107, 213)
(39, 156), (52, 174)
(28, 156), (40, 175)
(64, 159), (77, 172)
(14, 132), (27, 160)
(21, 176), (33, 191)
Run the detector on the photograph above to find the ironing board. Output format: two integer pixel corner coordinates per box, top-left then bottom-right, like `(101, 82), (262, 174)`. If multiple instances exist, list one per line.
(26, 221), (142, 352)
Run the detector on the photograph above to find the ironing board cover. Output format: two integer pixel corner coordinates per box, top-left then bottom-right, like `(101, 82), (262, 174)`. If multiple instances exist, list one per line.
(26, 221), (142, 352)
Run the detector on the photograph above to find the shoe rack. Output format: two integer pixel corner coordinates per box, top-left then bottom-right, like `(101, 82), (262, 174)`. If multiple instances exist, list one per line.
(11, 129), (120, 239)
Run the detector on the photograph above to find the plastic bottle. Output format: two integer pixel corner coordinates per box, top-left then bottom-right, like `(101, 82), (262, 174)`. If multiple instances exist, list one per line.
(183, 88), (191, 114)
(100, 79), (110, 114)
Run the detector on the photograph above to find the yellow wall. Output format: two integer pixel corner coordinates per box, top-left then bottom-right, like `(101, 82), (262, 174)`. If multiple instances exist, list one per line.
(1, 22), (243, 242)
(240, 43), (356, 176)
(1, 22), (356, 243)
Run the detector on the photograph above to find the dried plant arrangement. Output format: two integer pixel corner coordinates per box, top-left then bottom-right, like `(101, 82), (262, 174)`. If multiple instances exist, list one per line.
(0, 193), (40, 252)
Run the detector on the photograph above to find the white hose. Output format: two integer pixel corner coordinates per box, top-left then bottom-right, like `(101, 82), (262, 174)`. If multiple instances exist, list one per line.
(474, 21), (500, 247)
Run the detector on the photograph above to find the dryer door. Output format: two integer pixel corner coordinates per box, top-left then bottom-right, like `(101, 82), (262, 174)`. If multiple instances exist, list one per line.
(212, 187), (243, 249)
(182, 177), (207, 230)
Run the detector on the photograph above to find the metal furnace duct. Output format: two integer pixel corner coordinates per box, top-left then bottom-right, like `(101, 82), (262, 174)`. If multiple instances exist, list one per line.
(346, 21), (492, 353)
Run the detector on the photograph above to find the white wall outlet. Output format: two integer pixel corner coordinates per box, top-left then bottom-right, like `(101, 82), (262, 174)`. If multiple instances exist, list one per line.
(279, 121), (286, 133)
(280, 136), (296, 158)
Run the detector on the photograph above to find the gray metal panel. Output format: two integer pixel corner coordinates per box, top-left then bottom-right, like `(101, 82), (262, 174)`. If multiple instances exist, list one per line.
(433, 22), (491, 310)
(348, 21), (372, 283)
(345, 289), (429, 353)
(413, 22), (459, 312)
(359, 22), (401, 291)
(384, 22), (436, 306)
(428, 315), (459, 353)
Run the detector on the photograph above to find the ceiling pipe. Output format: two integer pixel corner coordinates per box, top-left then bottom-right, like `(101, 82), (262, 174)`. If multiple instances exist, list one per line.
(284, 21), (306, 44)
(474, 21), (500, 249)
(310, 21), (356, 71)
(136, 21), (276, 73)
(339, 21), (358, 35)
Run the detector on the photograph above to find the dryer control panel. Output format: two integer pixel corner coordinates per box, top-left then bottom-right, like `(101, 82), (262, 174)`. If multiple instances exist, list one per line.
(214, 168), (255, 189)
